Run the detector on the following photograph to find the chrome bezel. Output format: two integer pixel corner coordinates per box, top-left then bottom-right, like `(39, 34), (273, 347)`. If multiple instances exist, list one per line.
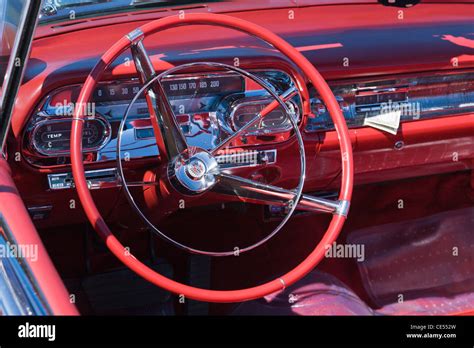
(29, 114), (111, 157)
(228, 96), (300, 134)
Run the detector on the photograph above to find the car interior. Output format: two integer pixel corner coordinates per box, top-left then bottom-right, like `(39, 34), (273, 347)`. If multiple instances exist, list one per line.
(0, 0), (473, 316)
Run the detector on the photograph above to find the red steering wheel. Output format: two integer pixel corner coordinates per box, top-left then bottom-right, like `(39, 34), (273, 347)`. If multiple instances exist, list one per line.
(71, 13), (353, 303)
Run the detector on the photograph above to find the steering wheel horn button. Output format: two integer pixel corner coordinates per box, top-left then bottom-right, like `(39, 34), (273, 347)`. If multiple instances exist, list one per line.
(186, 159), (207, 180)
(170, 151), (219, 195)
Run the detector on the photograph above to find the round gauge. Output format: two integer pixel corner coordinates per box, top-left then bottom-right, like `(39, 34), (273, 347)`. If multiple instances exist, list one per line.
(230, 99), (298, 133)
(31, 117), (110, 156)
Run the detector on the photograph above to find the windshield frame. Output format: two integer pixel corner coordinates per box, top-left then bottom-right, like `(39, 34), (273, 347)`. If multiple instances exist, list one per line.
(0, 0), (41, 155)
(37, 0), (442, 26)
(38, 0), (213, 25)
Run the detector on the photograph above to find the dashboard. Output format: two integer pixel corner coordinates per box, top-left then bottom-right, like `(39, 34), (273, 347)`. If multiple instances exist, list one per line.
(22, 69), (474, 175)
(5, 2), (472, 228)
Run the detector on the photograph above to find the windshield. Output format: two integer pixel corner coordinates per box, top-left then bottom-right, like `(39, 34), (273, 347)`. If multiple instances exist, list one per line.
(39, 0), (212, 24)
(0, 0), (27, 99)
(0, 0), (38, 152)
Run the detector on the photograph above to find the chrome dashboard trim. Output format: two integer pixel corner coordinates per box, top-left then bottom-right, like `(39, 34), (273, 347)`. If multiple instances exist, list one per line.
(23, 70), (474, 167)
(306, 72), (474, 133)
(47, 168), (119, 190)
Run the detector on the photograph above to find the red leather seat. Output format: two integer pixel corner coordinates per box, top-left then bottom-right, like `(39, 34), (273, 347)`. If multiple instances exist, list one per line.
(232, 269), (474, 316)
(232, 271), (374, 316)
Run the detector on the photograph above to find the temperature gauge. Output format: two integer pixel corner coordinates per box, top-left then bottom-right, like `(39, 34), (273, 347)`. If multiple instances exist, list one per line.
(31, 116), (111, 156)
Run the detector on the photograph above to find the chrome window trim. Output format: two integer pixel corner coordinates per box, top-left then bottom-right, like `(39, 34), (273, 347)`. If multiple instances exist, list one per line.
(0, 213), (51, 315)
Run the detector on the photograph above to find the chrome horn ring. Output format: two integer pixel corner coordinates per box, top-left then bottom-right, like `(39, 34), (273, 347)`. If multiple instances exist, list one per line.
(116, 62), (306, 256)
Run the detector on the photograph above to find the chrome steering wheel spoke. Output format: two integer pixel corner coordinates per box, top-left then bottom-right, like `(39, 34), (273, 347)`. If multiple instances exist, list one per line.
(213, 172), (349, 216)
(130, 36), (188, 162)
(213, 172), (298, 207)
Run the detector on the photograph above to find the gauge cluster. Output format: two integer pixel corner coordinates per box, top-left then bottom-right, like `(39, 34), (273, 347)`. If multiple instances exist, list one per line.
(22, 70), (301, 167)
